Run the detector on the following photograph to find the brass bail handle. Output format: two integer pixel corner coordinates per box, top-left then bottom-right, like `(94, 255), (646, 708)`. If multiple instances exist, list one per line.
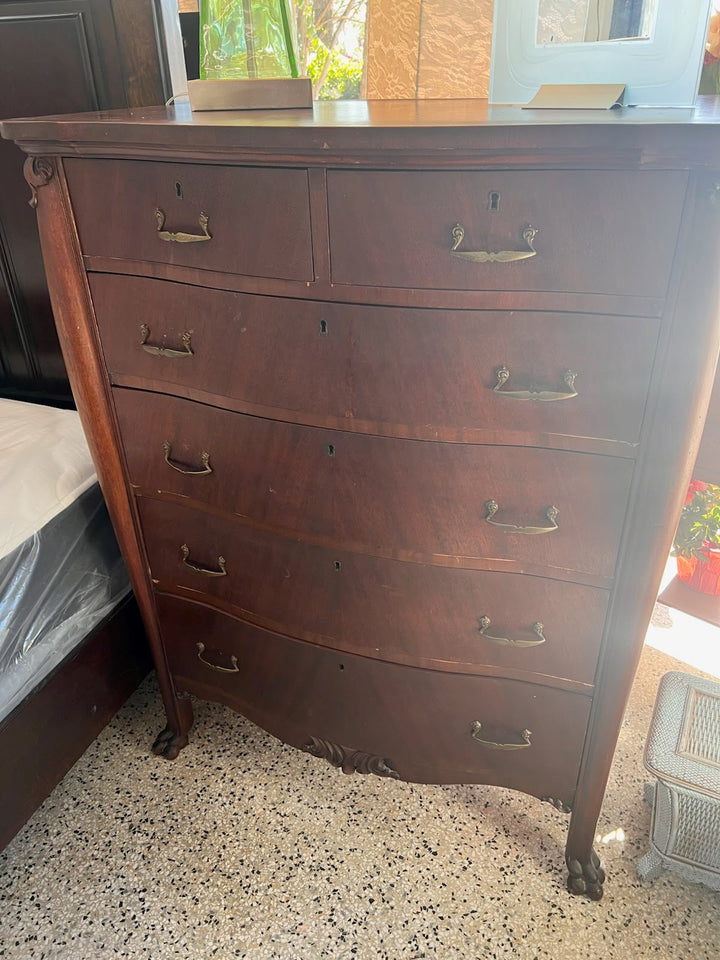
(470, 721), (532, 751)
(140, 324), (193, 358)
(180, 543), (227, 577)
(156, 207), (212, 243)
(477, 617), (547, 647)
(450, 223), (538, 262)
(196, 642), (239, 673)
(493, 366), (578, 402)
(484, 500), (559, 534)
(163, 442), (212, 477)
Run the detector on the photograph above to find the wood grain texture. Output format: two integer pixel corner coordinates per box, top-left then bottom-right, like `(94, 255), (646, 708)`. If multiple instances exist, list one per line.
(114, 387), (633, 584)
(24, 154), (193, 747)
(6, 98), (720, 168)
(366, 0), (493, 100)
(159, 593), (591, 804)
(327, 169), (687, 297)
(82, 254), (664, 319)
(137, 495), (607, 688)
(66, 158), (313, 280)
(89, 273), (658, 451)
(7, 101), (720, 899)
(565, 168), (720, 877)
(111, 0), (172, 107)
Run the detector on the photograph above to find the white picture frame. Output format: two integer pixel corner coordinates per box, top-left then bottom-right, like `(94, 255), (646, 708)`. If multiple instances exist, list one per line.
(489, 0), (713, 106)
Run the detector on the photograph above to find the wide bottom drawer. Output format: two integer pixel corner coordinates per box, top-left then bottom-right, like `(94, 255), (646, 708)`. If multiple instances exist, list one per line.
(158, 594), (591, 806)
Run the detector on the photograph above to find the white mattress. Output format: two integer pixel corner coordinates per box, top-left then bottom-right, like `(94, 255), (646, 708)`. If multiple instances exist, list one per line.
(0, 398), (97, 560)
(0, 399), (130, 723)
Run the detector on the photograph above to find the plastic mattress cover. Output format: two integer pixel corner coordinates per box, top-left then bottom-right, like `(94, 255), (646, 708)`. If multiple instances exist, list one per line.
(0, 400), (130, 723)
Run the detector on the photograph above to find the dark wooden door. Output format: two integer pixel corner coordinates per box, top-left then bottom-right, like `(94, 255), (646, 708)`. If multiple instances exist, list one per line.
(0, 0), (184, 403)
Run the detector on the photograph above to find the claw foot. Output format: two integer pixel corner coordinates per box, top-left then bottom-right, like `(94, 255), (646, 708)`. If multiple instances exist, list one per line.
(152, 726), (188, 760)
(567, 849), (606, 900)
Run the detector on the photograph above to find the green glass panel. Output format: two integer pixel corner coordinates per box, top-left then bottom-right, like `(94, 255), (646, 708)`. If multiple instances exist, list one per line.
(200, 0), (298, 80)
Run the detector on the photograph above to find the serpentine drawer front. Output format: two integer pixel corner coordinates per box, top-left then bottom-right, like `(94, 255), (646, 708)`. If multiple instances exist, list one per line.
(137, 496), (608, 685)
(90, 273), (658, 448)
(7, 100), (720, 901)
(114, 388), (632, 581)
(158, 594), (592, 802)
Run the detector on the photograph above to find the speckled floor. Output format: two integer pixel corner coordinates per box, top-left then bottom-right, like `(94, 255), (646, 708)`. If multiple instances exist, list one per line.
(1, 599), (719, 960)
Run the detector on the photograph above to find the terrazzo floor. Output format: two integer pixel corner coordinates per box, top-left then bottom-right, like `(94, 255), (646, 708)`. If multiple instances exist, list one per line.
(1, 589), (719, 959)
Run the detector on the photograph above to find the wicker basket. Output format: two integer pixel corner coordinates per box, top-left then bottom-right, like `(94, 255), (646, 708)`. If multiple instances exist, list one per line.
(637, 671), (720, 889)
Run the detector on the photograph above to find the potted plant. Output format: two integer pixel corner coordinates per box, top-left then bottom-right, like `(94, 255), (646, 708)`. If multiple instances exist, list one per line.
(672, 479), (720, 594)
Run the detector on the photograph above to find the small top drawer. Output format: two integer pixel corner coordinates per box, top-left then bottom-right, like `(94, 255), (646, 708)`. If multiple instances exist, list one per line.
(327, 169), (687, 297)
(64, 158), (313, 282)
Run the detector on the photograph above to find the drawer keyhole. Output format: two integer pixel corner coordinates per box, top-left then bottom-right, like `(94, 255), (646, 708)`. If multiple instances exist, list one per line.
(175, 181), (183, 199)
(327, 443), (335, 457)
(488, 191), (501, 212)
(319, 319), (328, 335)
(334, 560), (342, 572)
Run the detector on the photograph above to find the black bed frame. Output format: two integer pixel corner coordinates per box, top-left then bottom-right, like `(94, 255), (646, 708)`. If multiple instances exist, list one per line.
(0, 0), (181, 851)
(0, 596), (151, 851)
(0, 321), (152, 852)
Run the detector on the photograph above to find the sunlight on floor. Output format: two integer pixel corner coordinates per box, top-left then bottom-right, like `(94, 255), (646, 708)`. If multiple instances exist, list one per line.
(645, 557), (720, 679)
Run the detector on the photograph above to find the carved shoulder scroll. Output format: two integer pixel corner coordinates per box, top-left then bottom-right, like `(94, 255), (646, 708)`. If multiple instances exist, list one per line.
(24, 156), (56, 208)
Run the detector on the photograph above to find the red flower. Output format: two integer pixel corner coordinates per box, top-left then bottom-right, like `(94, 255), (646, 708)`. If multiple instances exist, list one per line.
(685, 479), (708, 504)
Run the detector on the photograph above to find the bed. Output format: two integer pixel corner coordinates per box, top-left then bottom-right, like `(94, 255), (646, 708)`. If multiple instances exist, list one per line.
(0, 397), (151, 851)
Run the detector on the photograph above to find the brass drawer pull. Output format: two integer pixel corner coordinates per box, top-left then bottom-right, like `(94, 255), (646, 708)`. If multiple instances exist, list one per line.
(450, 223), (538, 262)
(163, 442), (212, 476)
(180, 543), (227, 577)
(155, 207), (211, 243)
(196, 642), (238, 673)
(140, 323), (193, 358)
(471, 721), (532, 751)
(478, 616), (546, 647)
(493, 366), (578, 401)
(484, 500), (559, 534)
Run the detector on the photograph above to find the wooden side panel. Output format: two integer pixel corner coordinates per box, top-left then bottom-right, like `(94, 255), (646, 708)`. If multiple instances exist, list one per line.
(25, 155), (193, 753)
(566, 171), (720, 876)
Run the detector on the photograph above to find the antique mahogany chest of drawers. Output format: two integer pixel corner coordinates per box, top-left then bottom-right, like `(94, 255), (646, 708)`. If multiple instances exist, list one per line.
(5, 99), (720, 900)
